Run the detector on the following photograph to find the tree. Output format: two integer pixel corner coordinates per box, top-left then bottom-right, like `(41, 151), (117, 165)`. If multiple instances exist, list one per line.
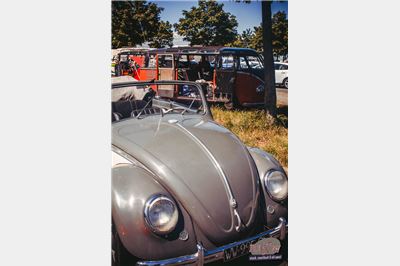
(230, 28), (254, 48)
(249, 25), (263, 51)
(262, 1), (277, 118)
(112, 1), (173, 49)
(174, 0), (238, 46)
(249, 11), (288, 58)
(271, 11), (288, 59)
(148, 21), (173, 48)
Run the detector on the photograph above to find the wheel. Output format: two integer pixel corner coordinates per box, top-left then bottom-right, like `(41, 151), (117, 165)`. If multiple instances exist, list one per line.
(224, 100), (234, 110)
(224, 94), (240, 110)
(283, 78), (288, 89)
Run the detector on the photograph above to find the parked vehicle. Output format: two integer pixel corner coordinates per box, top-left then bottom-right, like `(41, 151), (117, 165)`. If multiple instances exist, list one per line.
(112, 80), (288, 266)
(129, 47), (269, 109)
(274, 62), (288, 89)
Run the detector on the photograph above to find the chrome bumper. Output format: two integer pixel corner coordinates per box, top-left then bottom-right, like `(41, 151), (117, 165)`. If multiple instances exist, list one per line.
(136, 218), (288, 266)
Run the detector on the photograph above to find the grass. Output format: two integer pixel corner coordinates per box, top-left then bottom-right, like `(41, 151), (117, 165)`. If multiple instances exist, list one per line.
(211, 106), (288, 168)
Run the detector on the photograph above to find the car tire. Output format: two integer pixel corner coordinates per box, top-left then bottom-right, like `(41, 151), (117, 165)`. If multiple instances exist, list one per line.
(283, 78), (288, 89)
(224, 94), (239, 110)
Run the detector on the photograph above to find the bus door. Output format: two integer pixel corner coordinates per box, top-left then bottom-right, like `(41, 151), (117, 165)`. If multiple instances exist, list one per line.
(215, 54), (236, 99)
(156, 54), (175, 98)
(235, 55), (264, 105)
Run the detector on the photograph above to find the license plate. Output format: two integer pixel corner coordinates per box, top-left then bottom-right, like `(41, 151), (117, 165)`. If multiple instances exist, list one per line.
(223, 237), (281, 262)
(223, 240), (253, 262)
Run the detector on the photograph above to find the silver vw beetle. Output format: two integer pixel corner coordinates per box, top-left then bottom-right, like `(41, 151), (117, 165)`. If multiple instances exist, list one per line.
(112, 80), (288, 265)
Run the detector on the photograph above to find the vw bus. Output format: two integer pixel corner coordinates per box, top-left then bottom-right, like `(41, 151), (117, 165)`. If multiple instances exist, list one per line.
(135, 47), (266, 109)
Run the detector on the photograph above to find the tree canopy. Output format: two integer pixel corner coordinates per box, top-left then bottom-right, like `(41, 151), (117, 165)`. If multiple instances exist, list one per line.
(174, 0), (238, 46)
(228, 11), (288, 58)
(148, 21), (173, 48)
(111, 1), (173, 49)
(229, 28), (254, 48)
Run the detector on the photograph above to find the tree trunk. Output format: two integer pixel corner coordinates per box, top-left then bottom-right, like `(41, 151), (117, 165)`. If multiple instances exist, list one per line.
(262, 1), (277, 118)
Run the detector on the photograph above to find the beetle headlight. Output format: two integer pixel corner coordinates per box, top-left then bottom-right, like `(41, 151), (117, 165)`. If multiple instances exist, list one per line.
(144, 195), (178, 235)
(265, 170), (288, 201)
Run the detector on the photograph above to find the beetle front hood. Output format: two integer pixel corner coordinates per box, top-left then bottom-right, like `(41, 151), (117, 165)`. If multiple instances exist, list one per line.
(112, 115), (260, 244)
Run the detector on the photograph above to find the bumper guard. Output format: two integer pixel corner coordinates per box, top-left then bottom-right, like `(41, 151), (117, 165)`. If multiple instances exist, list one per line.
(137, 217), (288, 266)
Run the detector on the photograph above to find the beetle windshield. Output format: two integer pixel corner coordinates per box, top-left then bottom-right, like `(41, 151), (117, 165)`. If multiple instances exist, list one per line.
(111, 81), (206, 121)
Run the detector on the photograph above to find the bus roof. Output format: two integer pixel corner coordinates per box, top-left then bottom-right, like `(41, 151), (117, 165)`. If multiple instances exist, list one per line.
(148, 46), (259, 56)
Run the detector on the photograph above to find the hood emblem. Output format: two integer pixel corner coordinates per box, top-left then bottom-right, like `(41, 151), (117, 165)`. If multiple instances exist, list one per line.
(175, 123), (244, 232)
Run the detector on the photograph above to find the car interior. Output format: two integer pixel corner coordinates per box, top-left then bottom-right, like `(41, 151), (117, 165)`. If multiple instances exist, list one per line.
(112, 100), (162, 122)
(176, 55), (214, 82)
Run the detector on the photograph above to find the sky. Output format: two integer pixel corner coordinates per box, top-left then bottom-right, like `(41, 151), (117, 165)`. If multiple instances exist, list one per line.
(149, 0), (288, 33)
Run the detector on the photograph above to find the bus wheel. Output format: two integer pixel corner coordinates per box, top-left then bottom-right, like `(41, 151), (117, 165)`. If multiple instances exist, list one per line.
(224, 96), (239, 110)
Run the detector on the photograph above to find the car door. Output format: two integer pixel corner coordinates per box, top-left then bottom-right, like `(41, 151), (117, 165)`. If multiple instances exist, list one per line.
(215, 54), (236, 94)
(274, 63), (283, 83)
(280, 64), (288, 80)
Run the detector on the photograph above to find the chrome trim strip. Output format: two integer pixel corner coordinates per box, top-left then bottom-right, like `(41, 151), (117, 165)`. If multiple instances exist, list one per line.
(136, 218), (288, 266)
(175, 123), (242, 232)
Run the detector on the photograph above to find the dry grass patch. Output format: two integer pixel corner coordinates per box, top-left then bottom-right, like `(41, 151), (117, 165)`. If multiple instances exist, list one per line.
(211, 106), (288, 168)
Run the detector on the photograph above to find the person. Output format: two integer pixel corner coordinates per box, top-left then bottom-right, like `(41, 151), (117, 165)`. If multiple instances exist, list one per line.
(127, 57), (141, 79)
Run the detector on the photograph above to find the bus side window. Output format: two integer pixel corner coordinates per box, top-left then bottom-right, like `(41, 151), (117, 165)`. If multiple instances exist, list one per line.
(219, 55), (234, 70)
(146, 55), (156, 68)
(158, 55), (173, 68)
(238, 56), (249, 70)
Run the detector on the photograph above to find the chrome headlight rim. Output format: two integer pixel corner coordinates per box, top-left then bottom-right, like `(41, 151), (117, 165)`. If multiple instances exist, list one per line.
(144, 194), (179, 235)
(264, 169), (288, 202)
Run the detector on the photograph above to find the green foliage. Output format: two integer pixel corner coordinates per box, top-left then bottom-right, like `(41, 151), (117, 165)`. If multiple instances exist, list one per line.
(111, 1), (173, 49)
(249, 11), (288, 56)
(148, 21), (173, 48)
(271, 11), (288, 57)
(228, 28), (254, 48)
(174, 0), (238, 46)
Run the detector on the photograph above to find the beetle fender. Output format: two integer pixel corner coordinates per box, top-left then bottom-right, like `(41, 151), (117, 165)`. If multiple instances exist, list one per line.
(247, 147), (288, 227)
(112, 164), (197, 260)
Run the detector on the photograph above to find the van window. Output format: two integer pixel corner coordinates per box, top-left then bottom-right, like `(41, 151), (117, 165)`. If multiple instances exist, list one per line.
(145, 54), (156, 68)
(239, 56), (249, 70)
(219, 55), (235, 69)
(158, 55), (173, 68)
(246, 56), (263, 69)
